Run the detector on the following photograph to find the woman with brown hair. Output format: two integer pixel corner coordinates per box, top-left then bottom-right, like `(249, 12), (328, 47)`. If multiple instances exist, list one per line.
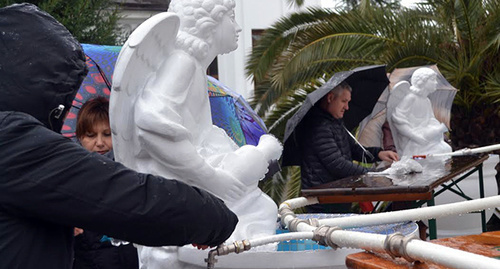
(74, 96), (138, 269)
(76, 96), (113, 156)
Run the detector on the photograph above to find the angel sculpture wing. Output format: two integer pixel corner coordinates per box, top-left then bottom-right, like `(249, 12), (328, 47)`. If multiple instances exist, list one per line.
(386, 80), (411, 154)
(109, 12), (180, 164)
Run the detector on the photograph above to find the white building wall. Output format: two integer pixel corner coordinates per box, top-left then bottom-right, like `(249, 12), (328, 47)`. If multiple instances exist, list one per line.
(219, 0), (323, 99)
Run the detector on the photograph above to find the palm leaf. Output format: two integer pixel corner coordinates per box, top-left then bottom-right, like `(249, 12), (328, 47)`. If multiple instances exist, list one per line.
(285, 166), (303, 201)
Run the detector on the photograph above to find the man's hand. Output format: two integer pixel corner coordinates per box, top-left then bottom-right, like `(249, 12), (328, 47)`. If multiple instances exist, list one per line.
(74, 227), (84, 236)
(378, 150), (399, 163)
(192, 244), (209, 250)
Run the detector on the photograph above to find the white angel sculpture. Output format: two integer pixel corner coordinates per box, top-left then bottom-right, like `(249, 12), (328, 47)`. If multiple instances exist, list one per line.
(109, 0), (282, 268)
(386, 67), (452, 158)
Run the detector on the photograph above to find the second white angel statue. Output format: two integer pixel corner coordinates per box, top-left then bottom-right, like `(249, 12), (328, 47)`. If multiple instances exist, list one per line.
(110, 0), (282, 268)
(387, 67), (452, 159)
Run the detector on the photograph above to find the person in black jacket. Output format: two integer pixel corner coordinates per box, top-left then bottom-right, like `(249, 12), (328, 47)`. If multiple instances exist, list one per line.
(300, 81), (399, 213)
(0, 4), (237, 269)
(73, 97), (139, 269)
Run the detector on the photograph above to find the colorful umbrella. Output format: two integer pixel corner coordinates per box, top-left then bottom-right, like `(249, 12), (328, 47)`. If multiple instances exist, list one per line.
(62, 44), (267, 147)
(61, 44), (120, 140)
(207, 76), (267, 146)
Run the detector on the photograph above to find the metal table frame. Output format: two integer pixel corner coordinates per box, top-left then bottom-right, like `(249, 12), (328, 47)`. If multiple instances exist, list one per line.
(414, 161), (486, 239)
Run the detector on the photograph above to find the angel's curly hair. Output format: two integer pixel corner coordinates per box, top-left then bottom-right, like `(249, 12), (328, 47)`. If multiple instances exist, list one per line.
(169, 0), (235, 60)
(410, 67), (437, 96)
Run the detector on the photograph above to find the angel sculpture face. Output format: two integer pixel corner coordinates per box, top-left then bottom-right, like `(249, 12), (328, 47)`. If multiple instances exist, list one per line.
(411, 67), (438, 96)
(214, 9), (241, 54)
(423, 72), (438, 95)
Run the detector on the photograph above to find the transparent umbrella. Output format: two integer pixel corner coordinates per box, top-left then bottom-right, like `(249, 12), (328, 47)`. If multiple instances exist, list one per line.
(358, 65), (458, 149)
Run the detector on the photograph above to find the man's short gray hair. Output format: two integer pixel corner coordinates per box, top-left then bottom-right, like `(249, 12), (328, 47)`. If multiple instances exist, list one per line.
(331, 81), (352, 98)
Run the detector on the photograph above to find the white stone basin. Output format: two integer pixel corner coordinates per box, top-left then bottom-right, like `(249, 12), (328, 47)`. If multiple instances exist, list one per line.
(179, 247), (358, 269)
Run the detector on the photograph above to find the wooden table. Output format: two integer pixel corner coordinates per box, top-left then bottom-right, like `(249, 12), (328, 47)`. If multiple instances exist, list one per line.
(301, 154), (490, 239)
(345, 231), (500, 269)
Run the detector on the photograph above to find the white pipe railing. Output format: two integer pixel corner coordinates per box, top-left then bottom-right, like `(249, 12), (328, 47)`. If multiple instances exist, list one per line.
(405, 239), (498, 269)
(280, 196), (500, 269)
(328, 230), (500, 269)
(278, 196), (318, 210)
(249, 232), (314, 248)
(206, 194), (500, 269)
(427, 144), (500, 158)
(319, 195), (500, 228)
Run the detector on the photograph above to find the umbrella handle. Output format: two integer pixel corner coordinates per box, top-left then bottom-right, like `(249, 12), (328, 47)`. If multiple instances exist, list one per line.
(86, 54), (112, 90)
(344, 126), (375, 161)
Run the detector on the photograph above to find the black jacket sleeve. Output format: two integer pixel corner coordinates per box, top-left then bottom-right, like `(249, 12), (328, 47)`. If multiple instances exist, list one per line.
(0, 114), (237, 247)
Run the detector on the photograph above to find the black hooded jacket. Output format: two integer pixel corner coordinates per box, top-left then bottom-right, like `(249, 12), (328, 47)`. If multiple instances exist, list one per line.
(0, 4), (237, 269)
(300, 105), (382, 189)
